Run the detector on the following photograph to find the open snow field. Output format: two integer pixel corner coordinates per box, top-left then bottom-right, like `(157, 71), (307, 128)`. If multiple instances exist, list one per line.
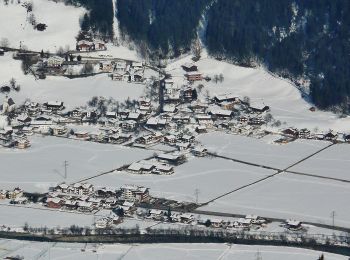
(198, 132), (330, 169)
(0, 240), (346, 260)
(290, 143), (350, 180)
(90, 157), (274, 203)
(0, 52), (147, 109)
(0, 136), (152, 192)
(200, 173), (350, 228)
(167, 52), (350, 132)
(0, 0), (85, 52)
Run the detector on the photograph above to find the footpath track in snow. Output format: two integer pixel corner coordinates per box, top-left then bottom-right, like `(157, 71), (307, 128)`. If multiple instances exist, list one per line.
(203, 143), (337, 205)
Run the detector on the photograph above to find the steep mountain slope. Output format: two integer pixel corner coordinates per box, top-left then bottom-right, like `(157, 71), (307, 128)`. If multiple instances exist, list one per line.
(115, 0), (350, 112)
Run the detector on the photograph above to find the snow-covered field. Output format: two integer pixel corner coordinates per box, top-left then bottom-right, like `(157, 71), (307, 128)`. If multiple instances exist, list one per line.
(0, 136), (152, 192)
(0, 240), (346, 260)
(90, 157), (274, 203)
(200, 173), (350, 228)
(290, 143), (350, 180)
(0, 0), (85, 52)
(0, 52), (147, 109)
(198, 132), (329, 169)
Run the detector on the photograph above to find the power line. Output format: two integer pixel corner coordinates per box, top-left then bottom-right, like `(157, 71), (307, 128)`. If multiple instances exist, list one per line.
(194, 188), (200, 204)
(63, 160), (68, 180)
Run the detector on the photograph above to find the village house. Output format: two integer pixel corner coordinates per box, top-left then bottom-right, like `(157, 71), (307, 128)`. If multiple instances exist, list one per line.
(146, 117), (167, 130)
(1, 96), (16, 114)
(46, 197), (63, 209)
(47, 56), (65, 68)
(248, 117), (265, 126)
(96, 187), (116, 198)
(135, 132), (163, 145)
(54, 183), (73, 194)
(156, 152), (187, 165)
(172, 114), (191, 124)
(77, 201), (94, 212)
(298, 128), (311, 139)
(26, 102), (41, 116)
(189, 101), (208, 114)
(195, 114), (213, 127)
(76, 40), (95, 51)
(182, 63), (198, 72)
(7, 187), (23, 199)
(52, 125), (68, 136)
(44, 101), (64, 112)
(17, 114), (31, 125)
(120, 184), (150, 203)
(94, 40), (107, 50)
(164, 134), (177, 144)
(109, 133), (132, 144)
(195, 125), (207, 134)
(16, 138), (30, 149)
(192, 146), (208, 157)
(128, 161), (155, 174)
(149, 209), (165, 221)
(282, 128), (299, 138)
(179, 213), (195, 224)
(214, 94), (239, 104)
(114, 61), (127, 73)
(74, 131), (90, 140)
(121, 120), (138, 132)
(185, 71), (203, 81)
(286, 219), (302, 230)
(153, 164), (174, 175)
(72, 182), (94, 195)
(182, 86), (194, 101)
(100, 61), (113, 72)
(127, 112), (142, 122)
(208, 107), (233, 120)
(0, 190), (7, 200)
(324, 131), (338, 141)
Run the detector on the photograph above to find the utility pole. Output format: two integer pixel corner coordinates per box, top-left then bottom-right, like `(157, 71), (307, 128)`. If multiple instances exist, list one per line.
(194, 188), (200, 204)
(256, 250), (262, 260)
(63, 160), (68, 180)
(331, 210), (336, 228)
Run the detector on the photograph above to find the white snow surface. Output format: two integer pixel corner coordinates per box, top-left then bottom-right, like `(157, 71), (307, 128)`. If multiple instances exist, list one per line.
(0, 240), (346, 260)
(200, 173), (350, 228)
(0, 136), (152, 192)
(0, 0), (85, 52)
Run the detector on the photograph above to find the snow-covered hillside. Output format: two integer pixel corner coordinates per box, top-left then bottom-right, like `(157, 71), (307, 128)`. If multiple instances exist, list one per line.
(167, 51), (350, 132)
(0, 0), (85, 52)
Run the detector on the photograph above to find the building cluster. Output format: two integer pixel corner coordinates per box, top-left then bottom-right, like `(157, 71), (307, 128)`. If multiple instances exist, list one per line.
(45, 183), (150, 213)
(110, 61), (145, 83)
(0, 187), (27, 204)
(280, 127), (349, 143)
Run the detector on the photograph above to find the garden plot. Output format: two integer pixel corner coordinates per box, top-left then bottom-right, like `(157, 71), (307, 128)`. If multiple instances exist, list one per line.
(198, 132), (330, 169)
(289, 143), (350, 180)
(199, 173), (350, 228)
(91, 157), (274, 203)
(0, 136), (153, 192)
